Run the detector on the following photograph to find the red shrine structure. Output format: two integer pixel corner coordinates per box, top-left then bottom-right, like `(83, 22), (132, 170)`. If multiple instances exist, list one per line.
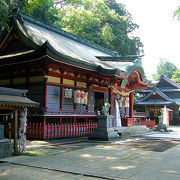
(0, 13), (150, 139)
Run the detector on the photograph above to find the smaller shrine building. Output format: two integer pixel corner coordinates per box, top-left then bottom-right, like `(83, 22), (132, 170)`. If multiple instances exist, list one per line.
(135, 75), (180, 125)
(0, 87), (38, 156)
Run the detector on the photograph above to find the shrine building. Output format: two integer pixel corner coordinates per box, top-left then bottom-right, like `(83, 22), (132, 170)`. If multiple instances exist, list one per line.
(135, 75), (180, 125)
(0, 13), (149, 139)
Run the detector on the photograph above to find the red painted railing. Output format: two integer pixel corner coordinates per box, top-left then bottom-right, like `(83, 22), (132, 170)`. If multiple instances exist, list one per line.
(26, 122), (98, 139)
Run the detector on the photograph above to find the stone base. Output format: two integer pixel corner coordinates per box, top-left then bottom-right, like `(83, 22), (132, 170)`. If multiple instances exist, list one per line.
(114, 126), (151, 136)
(89, 115), (119, 141)
(0, 125), (4, 139)
(89, 127), (119, 141)
(0, 140), (13, 158)
(156, 124), (168, 132)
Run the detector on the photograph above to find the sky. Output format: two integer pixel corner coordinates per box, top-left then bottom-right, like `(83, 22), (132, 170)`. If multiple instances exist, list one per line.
(119, 0), (180, 79)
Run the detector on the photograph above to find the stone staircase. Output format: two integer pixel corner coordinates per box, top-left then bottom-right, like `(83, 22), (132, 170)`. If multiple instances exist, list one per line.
(114, 125), (152, 137)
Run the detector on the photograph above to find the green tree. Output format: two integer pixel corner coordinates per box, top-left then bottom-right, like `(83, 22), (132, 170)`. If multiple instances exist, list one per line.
(0, 0), (9, 30)
(172, 69), (180, 84)
(23, 0), (58, 24)
(0, 0), (58, 29)
(0, 0), (142, 56)
(174, 6), (180, 20)
(54, 0), (143, 56)
(153, 59), (177, 80)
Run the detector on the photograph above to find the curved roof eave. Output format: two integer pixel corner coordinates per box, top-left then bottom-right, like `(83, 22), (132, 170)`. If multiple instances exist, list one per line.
(10, 14), (139, 78)
(135, 101), (173, 105)
(121, 65), (146, 88)
(135, 87), (174, 104)
(12, 16), (39, 49)
(158, 75), (180, 89)
(45, 41), (127, 77)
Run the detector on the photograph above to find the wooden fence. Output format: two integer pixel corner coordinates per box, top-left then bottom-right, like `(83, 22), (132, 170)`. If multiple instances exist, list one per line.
(26, 122), (98, 139)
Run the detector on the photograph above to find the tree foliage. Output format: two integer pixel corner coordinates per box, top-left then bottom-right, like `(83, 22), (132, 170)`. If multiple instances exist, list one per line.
(174, 6), (180, 20)
(55, 0), (143, 56)
(172, 69), (180, 85)
(0, 0), (58, 29)
(23, 0), (58, 24)
(0, 0), (9, 30)
(0, 0), (143, 56)
(153, 58), (177, 80)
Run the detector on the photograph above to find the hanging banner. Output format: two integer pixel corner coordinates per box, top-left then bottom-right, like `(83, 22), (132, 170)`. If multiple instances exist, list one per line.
(74, 90), (81, 104)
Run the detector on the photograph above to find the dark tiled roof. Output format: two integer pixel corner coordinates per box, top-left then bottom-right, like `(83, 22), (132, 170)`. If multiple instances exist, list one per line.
(135, 87), (174, 105)
(0, 87), (39, 107)
(11, 13), (144, 77)
(158, 75), (180, 89)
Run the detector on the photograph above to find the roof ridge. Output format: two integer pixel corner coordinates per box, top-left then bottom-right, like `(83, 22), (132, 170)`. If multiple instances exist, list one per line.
(153, 87), (173, 102)
(20, 13), (119, 57)
(159, 75), (180, 89)
(136, 87), (173, 103)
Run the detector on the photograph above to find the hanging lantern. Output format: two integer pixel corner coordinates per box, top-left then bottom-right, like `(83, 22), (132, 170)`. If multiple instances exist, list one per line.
(80, 90), (85, 104)
(84, 92), (88, 105)
(64, 88), (73, 99)
(64, 88), (69, 99)
(74, 90), (81, 104)
(68, 89), (72, 99)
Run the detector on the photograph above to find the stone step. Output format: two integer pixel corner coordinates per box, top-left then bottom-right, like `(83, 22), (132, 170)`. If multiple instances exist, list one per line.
(114, 125), (152, 136)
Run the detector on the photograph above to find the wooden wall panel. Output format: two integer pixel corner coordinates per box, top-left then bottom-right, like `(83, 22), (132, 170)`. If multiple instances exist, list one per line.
(0, 79), (10, 86)
(76, 104), (86, 114)
(46, 85), (60, 112)
(28, 86), (44, 106)
(13, 77), (26, 84)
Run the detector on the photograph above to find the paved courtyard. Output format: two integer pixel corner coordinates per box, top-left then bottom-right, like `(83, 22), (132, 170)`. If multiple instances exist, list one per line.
(1, 126), (180, 180)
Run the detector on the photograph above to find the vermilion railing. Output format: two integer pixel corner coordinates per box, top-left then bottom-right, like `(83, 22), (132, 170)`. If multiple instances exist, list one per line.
(26, 122), (98, 139)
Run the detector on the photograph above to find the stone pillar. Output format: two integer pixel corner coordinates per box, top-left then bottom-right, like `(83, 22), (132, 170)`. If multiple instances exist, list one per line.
(129, 92), (134, 118)
(89, 115), (119, 141)
(14, 109), (18, 156)
(109, 88), (113, 115)
(157, 105), (168, 131)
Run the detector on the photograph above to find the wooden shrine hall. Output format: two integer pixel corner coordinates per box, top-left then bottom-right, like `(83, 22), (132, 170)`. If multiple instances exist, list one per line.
(0, 12), (149, 139)
(0, 87), (38, 156)
(135, 75), (180, 125)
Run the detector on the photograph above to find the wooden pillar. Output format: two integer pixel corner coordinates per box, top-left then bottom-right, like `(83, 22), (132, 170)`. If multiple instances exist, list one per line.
(74, 74), (77, 113)
(43, 117), (46, 140)
(60, 117), (62, 124)
(109, 88), (113, 115)
(60, 86), (63, 111)
(14, 109), (18, 156)
(86, 91), (89, 112)
(44, 82), (47, 111)
(129, 92), (134, 118)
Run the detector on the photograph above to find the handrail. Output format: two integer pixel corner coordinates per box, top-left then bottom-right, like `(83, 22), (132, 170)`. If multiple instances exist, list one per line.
(45, 108), (98, 115)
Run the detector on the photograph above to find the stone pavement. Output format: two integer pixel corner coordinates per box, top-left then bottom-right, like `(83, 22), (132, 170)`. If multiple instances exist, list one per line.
(1, 126), (180, 180)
